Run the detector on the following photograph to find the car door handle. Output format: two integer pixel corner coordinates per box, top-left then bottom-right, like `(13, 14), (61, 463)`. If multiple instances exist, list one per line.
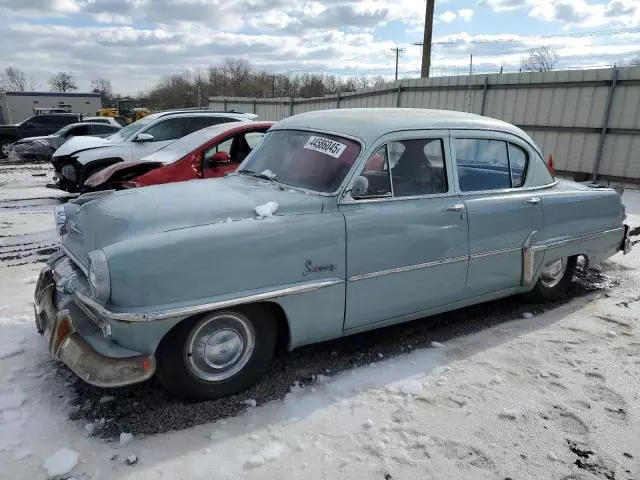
(443, 204), (465, 212)
(526, 197), (541, 205)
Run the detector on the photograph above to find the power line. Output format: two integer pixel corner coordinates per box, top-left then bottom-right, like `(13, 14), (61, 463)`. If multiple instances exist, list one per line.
(413, 26), (640, 47)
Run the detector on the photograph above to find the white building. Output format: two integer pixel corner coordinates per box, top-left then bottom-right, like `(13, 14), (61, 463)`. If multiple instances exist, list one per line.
(0, 91), (102, 124)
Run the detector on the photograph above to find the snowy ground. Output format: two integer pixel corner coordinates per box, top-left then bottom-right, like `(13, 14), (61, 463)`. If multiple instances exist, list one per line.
(0, 163), (639, 480)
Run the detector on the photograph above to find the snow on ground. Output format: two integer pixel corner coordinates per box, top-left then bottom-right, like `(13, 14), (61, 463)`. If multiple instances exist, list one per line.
(0, 173), (638, 479)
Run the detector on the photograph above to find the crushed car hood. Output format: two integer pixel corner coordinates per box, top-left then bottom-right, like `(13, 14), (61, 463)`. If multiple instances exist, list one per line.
(53, 135), (113, 157)
(61, 175), (325, 267)
(15, 134), (56, 144)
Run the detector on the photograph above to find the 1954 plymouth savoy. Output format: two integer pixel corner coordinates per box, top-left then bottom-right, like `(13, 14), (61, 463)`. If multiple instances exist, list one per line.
(34, 108), (632, 400)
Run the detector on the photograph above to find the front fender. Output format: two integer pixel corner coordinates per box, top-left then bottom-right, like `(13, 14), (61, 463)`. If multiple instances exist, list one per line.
(104, 212), (347, 310)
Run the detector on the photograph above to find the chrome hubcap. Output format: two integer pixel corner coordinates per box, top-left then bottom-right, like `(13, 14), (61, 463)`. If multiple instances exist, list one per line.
(186, 312), (255, 382)
(1, 143), (11, 156)
(540, 258), (568, 289)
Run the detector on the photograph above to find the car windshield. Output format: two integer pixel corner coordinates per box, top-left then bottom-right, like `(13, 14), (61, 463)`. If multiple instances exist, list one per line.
(53, 124), (74, 136)
(237, 130), (361, 194)
(105, 116), (154, 142)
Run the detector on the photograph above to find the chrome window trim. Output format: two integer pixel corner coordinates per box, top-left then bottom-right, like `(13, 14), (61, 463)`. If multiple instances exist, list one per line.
(348, 255), (468, 282)
(341, 134), (454, 205)
(456, 180), (558, 196)
(73, 278), (344, 323)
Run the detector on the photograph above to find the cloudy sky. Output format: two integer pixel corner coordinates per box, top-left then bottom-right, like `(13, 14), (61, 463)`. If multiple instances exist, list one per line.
(1, 0), (639, 94)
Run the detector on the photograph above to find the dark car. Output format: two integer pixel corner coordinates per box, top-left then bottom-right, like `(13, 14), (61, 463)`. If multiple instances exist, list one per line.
(0, 113), (84, 159)
(11, 122), (121, 162)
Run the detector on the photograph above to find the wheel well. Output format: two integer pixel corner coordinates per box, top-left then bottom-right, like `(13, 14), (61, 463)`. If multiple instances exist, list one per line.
(263, 302), (291, 352)
(154, 301), (292, 355)
(576, 254), (590, 270)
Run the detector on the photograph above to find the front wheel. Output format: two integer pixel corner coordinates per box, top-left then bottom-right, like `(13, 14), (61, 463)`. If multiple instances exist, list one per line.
(525, 256), (577, 303)
(156, 305), (277, 401)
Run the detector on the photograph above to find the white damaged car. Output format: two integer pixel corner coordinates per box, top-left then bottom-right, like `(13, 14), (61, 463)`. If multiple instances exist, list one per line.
(50, 110), (258, 192)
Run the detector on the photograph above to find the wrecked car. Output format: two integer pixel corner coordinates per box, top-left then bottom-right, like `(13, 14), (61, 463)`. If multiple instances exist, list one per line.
(34, 108), (632, 400)
(50, 110), (258, 192)
(83, 121), (274, 191)
(11, 122), (121, 162)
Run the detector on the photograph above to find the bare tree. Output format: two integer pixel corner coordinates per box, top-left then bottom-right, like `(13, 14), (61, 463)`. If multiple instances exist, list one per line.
(0, 65), (38, 91)
(520, 45), (558, 72)
(630, 56), (640, 67)
(90, 78), (113, 103)
(49, 72), (77, 92)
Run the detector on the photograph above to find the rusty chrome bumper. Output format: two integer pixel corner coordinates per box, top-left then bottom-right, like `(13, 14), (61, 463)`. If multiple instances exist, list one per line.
(34, 267), (156, 388)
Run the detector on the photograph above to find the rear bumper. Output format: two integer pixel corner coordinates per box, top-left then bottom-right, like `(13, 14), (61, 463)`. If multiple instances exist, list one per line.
(34, 267), (156, 388)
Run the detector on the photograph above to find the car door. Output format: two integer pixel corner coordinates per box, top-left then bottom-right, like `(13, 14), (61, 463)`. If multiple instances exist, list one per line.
(341, 131), (469, 331)
(130, 118), (189, 161)
(453, 133), (543, 297)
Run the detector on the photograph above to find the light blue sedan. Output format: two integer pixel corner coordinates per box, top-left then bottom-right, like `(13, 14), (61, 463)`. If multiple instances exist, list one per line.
(34, 108), (632, 400)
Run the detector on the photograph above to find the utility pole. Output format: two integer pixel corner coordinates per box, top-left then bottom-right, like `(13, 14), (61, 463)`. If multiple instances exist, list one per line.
(421, 0), (435, 77)
(271, 75), (276, 97)
(391, 47), (404, 81)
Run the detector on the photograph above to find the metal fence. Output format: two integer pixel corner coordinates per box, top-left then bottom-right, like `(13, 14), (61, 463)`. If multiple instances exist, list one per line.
(210, 67), (640, 185)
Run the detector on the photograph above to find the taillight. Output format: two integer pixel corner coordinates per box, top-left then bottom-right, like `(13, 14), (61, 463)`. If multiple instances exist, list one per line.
(547, 154), (556, 176)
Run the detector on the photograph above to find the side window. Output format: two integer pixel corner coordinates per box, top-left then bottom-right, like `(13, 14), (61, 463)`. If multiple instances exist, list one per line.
(508, 143), (528, 187)
(389, 139), (448, 197)
(144, 118), (189, 142)
(189, 116), (238, 133)
(245, 132), (266, 149)
(456, 139), (510, 192)
(359, 145), (391, 197)
(91, 124), (118, 134)
(68, 125), (90, 136)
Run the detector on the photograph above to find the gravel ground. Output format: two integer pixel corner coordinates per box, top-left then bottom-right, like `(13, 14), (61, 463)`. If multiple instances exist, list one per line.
(63, 265), (620, 440)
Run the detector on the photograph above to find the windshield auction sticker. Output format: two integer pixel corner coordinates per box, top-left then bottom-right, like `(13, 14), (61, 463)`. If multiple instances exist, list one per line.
(303, 136), (347, 158)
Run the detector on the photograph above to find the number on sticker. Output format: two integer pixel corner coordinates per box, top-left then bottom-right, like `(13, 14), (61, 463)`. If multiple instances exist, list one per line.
(303, 136), (347, 158)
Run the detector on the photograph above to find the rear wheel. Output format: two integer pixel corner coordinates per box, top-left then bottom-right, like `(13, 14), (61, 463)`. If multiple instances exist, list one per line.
(525, 256), (577, 302)
(156, 305), (277, 401)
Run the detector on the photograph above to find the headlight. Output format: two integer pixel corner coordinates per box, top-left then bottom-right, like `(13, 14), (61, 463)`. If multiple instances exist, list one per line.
(53, 205), (66, 236)
(61, 164), (77, 181)
(88, 250), (111, 305)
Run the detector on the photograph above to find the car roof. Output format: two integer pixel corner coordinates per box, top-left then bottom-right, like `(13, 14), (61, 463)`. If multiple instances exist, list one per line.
(145, 110), (258, 121)
(64, 122), (119, 128)
(272, 108), (533, 146)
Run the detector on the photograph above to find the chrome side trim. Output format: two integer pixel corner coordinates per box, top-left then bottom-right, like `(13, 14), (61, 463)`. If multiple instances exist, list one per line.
(348, 256), (468, 282)
(73, 278), (344, 323)
(470, 246), (521, 259)
(522, 230), (539, 286)
(544, 227), (624, 250)
(61, 244), (88, 276)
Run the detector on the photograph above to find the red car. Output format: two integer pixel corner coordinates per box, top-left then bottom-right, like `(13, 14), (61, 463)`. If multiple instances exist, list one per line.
(84, 121), (275, 190)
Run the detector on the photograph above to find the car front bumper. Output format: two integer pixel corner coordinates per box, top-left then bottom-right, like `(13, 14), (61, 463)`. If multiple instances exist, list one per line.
(34, 265), (156, 388)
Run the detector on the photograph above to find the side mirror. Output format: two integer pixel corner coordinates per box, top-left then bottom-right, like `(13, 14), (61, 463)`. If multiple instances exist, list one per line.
(350, 176), (369, 199)
(134, 133), (154, 142)
(206, 151), (230, 168)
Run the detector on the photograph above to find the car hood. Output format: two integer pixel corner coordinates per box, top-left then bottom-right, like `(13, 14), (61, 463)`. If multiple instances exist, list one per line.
(61, 175), (325, 267)
(15, 134), (56, 144)
(53, 135), (114, 157)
